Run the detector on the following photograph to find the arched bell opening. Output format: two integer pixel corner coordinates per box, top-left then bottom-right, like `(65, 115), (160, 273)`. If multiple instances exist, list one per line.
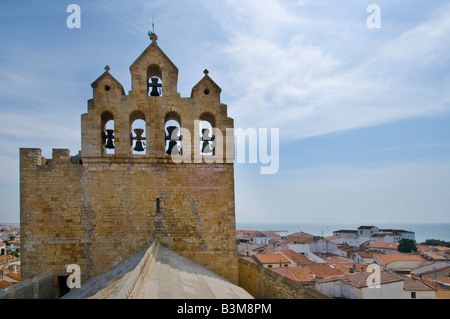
(101, 111), (115, 155)
(164, 112), (182, 156)
(130, 111), (147, 155)
(147, 64), (163, 97)
(199, 113), (216, 156)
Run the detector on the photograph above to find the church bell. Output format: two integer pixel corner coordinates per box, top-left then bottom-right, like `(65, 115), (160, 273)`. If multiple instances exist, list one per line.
(105, 129), (115, 149)
(149, 77), (161, 97)
(201, 128), (214, 154)
(134, 140), (145, 152)
(165, 126), (181, 155)
(166, 140), (180, 155)
(133, 128), (146, 152)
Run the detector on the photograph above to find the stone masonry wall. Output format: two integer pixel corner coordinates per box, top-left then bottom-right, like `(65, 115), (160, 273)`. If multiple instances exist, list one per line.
(20, 148), (238, 284)
(20, 148), (87, 280)
(0, 272), (54, 299)
(81, 160), (237, 283)
(238, 258), (329, 299)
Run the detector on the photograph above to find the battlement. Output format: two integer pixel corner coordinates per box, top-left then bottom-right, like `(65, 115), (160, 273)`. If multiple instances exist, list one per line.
(20, 148), (82, 167)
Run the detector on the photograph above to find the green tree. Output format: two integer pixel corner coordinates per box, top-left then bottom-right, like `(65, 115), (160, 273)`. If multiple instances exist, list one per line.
(421, 239), (450, 247)
(398, 239), (417, 253)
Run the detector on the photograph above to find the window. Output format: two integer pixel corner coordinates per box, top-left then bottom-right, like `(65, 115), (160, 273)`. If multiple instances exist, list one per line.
(156, 198), (160, 213)
(411, 292), (416, 299)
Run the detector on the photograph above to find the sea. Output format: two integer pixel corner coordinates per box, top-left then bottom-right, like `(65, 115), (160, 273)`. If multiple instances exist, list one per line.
(236, 222), (450, 244)
(3, 222), (450, 244)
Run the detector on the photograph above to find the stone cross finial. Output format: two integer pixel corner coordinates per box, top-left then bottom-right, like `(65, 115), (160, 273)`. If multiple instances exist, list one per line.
(105, 65), (110, 72)
(203, 69), (209, 76)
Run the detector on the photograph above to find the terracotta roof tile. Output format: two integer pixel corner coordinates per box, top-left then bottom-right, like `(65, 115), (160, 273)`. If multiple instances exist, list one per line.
(368, 242), (399, 250)
(4, 272), (21, 282)
(236, 230), (258, 237)
(356, 250), (375, 258)
(270, 267), (297, 281)
(322, 254), (354, 264)
(341, 271), (403, 288)
(306, 264), (345, 279)
(0, 280), (15, 289)
(411, 262), (450, 275)
(279, 250), (314, 266)
(436, 277), (450, 286)
(252, 254), (291, 264)
(288, 267), (315, 282)
(400, 275), (434, 291)
(286, 232), (315, 244)
(421, 250), (450, 260)
(332, 263), (366, 274)
(374, 253), (427, 265)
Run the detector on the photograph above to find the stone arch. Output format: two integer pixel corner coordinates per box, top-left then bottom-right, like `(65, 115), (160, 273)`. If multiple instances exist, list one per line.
(164, 111), (182, 156)
(101, 111), (115, 155)
(130, 110), (147, 155)
(199, 112), (216, 128)
(199, 112), (216, 155)
(147, 64), (163, 97)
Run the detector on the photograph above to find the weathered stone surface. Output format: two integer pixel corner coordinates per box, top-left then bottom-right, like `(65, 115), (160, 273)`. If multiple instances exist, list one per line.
(238, 258), (330, 299)
(20, 37), (238, 286)
(62, 240), (252, 299)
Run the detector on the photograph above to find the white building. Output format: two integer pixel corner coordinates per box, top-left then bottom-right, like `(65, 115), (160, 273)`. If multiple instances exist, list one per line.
(354, 251), (375, 264)
(327, 235), (370, 247)
(374, 254), (431, 272)
(249, 231), (280, 245)
(309, 238), (347, 258)
(379, 229), (416, 241)
(316, 271), (434, 299)
(333, 230), (358, 238)
(287, 243), (325, 264)
(357, 226), (379, 237)
(371, 233), (402, 243)
(330, 226), (416, 245)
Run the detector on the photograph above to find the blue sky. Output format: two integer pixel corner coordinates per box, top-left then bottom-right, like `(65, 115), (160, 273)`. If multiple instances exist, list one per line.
(0, 0), (449, 224)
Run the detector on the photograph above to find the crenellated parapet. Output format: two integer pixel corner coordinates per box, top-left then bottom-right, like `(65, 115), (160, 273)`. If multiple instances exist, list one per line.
(20, 148), (83, 168)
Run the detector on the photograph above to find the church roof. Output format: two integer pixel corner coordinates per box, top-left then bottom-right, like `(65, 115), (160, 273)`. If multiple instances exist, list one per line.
(90, 66), (125, 94)
(62, 240), (252, 299)
(191, 71), (222, 95)
(129, 40), (178, 72)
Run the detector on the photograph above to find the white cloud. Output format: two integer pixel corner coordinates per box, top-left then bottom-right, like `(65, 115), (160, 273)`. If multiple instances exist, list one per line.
(207, 1), (450, 141)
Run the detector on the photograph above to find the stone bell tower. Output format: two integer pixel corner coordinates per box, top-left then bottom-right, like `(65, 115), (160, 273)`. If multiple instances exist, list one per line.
(20, 32), (238, 284)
